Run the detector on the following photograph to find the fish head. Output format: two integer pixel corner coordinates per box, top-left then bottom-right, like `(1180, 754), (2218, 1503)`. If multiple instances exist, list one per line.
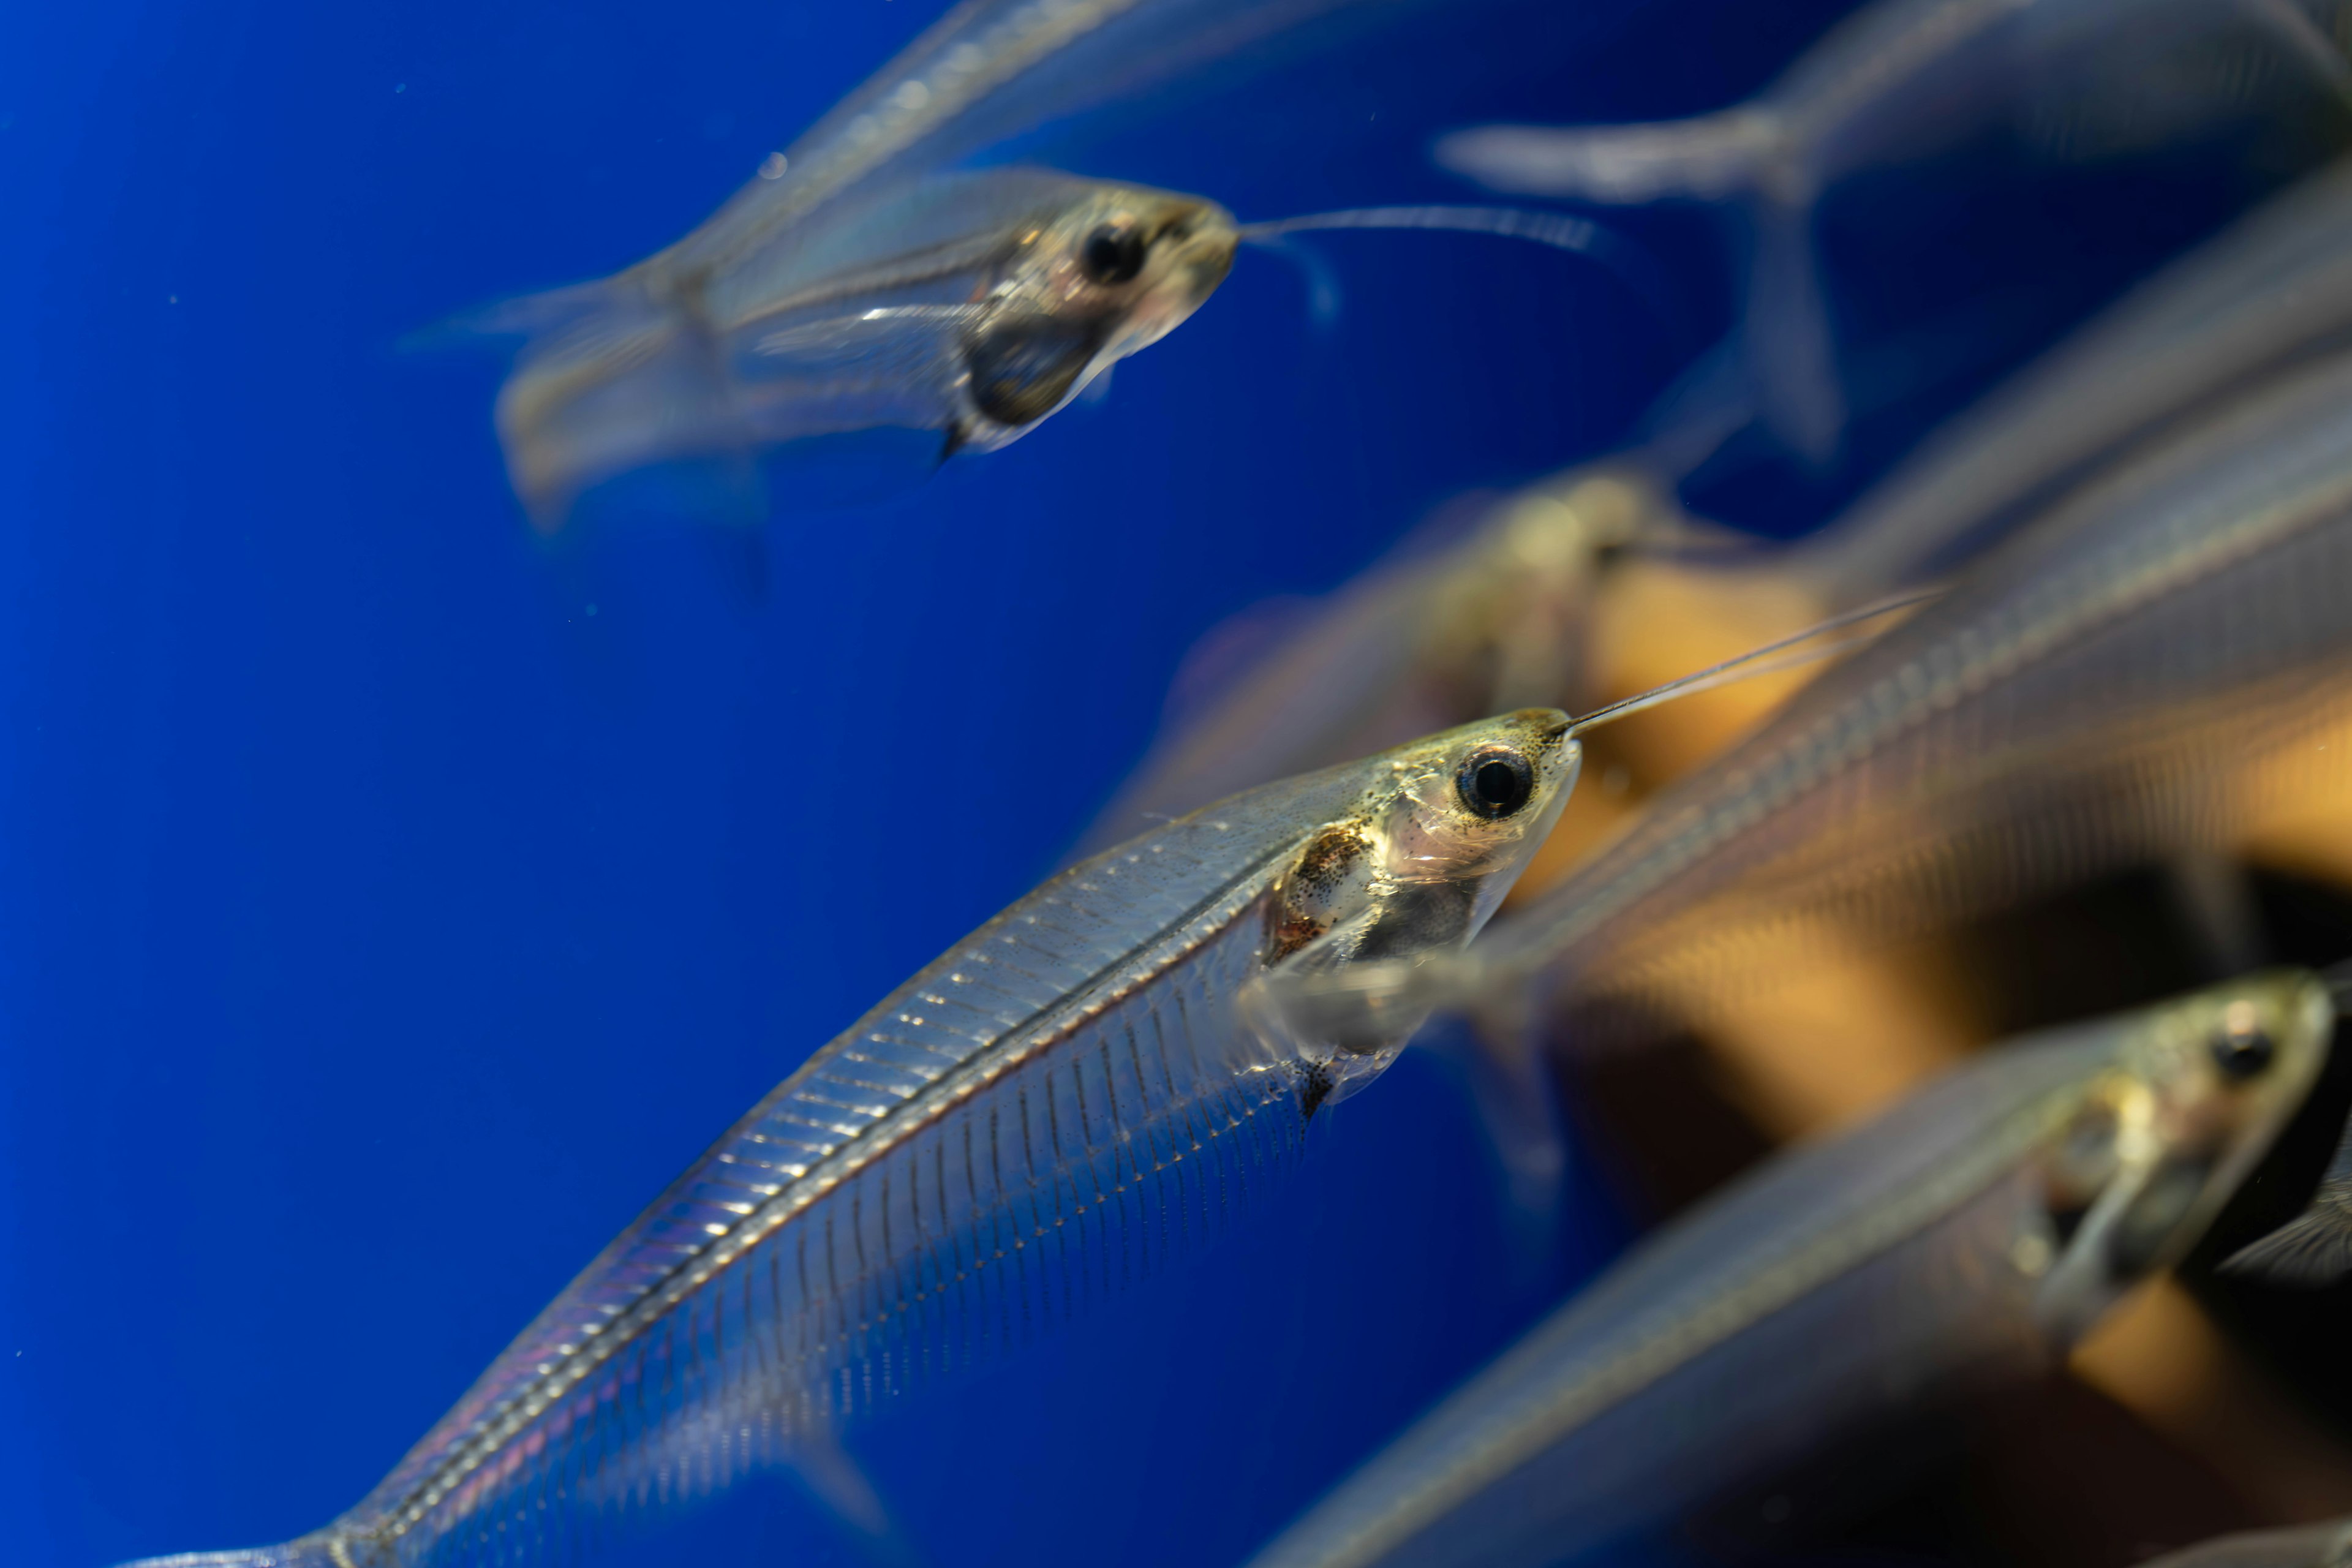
(957, 181), (1237, 437)
(1243, 709), (1578, 1115)
(2030, 970), (2333, 1337)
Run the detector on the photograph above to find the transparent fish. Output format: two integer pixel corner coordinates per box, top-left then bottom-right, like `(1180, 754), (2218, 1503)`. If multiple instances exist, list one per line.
(115, 709), (1577, 1568)
(491, 167), (1239, 523)
(1069, 466), (1683, 860)
(477, 0), (1453, 524)
(1242, 971), (2333, 1568)
(1792, 154), (2352, 605)
(1436, 0), (2352, 461)
(1259, 342), (2352, 1052)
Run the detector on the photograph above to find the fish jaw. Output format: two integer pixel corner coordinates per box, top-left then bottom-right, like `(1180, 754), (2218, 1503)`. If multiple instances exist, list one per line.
(1240, 710), (1579, 1110)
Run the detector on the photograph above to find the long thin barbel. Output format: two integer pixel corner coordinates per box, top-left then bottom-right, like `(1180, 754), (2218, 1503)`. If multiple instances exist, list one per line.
(1494, 347), (2352, 1040)
(1559, 586), (1940, 736)
(1240, 205), (1686, 341)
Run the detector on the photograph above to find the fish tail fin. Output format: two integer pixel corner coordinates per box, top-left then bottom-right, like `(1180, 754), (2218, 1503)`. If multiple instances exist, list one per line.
(114, 1538), (351, 1568)
(1740, 188), (1843, 464)
(1437, 113), (1844, 460)
(481, 270), (751, 532)
(1434, 110), (1787, 205)
(2223, 1188), (2352, 1286)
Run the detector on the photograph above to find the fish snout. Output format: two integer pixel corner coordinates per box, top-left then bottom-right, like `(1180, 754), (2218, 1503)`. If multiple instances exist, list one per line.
(1163, 202), (1240, 306)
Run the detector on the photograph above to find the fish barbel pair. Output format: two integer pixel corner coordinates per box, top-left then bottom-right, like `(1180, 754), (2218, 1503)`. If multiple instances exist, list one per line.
(1244, 970), (2335, 1568)
(481, 0), (1638, 524)
(483, 0), (1370, 522)
(1259, 332), (2352, 1060)
(1076, 151), (2352, 868)
(493, 164), (1242, 522)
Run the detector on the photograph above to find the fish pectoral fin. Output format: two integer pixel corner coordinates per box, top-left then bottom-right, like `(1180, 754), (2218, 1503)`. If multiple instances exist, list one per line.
(1244, 952), (1478, 1056)
(2222, 1185), (2352, 1286)
(788, 1428), (926, 1568)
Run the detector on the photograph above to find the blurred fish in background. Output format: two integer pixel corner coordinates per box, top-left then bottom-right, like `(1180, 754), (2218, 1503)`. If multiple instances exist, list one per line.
(1246, 973), (2335, 1568)
(1436, 0), (2352, 462)
(32, 2), (2352, 1568)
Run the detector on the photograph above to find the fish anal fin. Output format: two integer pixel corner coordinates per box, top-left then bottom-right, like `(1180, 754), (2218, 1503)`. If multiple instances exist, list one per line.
(788, 1428), (925, 1568)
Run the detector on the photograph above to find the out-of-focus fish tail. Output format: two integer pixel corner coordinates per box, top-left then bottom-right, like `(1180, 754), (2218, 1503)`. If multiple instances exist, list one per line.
(1434, 110), (1786, 206)
(486, 269), (749, 532)
(1741, 186), (1844, 463)
(2223, 1181), (2352, 1286)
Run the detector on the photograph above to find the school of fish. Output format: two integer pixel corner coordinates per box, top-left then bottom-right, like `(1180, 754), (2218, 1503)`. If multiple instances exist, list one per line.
(112, 1), (2352, 1566)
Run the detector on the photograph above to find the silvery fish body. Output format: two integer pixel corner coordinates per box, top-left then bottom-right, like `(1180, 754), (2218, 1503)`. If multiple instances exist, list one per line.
(1072, 467), (1673, 859)
(1795, 156), (2352, 603)
(482, 0), (1425, 521)
(1244, 973), (2332, 1568)
(495, 167), (1235, 521)
(1438, 0), (2352, 459)
(115, 712), (1578, 1568)
(1084, 156), (2352, 870)
(1259, 339), (2352, 1050)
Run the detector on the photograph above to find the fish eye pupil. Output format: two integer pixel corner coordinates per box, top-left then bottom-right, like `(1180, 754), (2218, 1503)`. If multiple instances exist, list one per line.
(1457, 749), (1534, 820)
(1082, 223), (1147, 285)
(2211, 1022), (2276, 1080)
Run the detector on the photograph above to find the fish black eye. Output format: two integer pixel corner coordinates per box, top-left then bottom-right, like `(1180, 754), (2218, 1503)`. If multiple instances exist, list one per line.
(2210, 1016), (2275, 1080)
(1081, 222), (1147, 285)
(1457, 747), (1535, 820)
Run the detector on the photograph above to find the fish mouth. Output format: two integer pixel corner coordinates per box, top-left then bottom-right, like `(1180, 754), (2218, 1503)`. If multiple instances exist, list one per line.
(1183, 240), (1238, 306)
(1155, 201), (1240, 306)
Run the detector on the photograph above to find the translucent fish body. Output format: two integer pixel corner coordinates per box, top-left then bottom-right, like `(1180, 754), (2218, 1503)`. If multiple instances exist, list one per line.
(1072, 467), (1672, 859)
(1796, 156), (2352, 603)
(116, 711), (1577, 1568)
(1243, 973), (2331, 1568)
(1460, 344), (2352, 1043)
(494, 168), (1237, 521)
(1438, 0), (2352, 458)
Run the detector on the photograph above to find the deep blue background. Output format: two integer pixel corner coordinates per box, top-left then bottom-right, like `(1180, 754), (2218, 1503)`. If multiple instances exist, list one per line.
(0, 1), (2333, 1565)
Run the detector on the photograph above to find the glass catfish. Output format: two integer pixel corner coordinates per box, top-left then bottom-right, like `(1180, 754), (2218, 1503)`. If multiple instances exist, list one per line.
(477, 0), (1434, 523)
(115, 711), (1575, 1568)
(1438, 0), (2352, 461)
(1262, 342), (2352, 1058)
(494, 167), (1238, 523)
(1244, 972), (2333, 1568)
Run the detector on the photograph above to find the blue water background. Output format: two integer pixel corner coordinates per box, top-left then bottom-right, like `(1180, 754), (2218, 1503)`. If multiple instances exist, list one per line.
(0, 1), (2318, 1564)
